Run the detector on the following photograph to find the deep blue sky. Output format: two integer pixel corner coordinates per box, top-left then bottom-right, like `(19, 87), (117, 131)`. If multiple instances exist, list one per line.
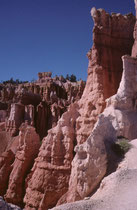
(0, 0), (135, 82)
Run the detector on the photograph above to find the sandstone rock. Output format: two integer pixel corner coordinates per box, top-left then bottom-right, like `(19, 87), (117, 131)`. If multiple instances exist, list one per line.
(0, 5), (135, 210)
(5, 124), (40, 206)
(0, 102), (8, 122)
(76, 8), (135, 144)
(58, 116), (116, 204)
(36, 101), (50, 139)
(1, 75), (85, 140)
(105, 55), (137, 139)
(6, 103), (25, 136)
(0, 110), (7, 122)
(0, 85), (15, 102)
(0, 122), (6, 131)
(0, 132), (18, 154)
(38, 72), (52, 83)
(0, 150), (15, 196)
(19, 90), (42, 106)
(0, 73), (85, 140)
(24, 103), (80, 210)
(24, 8), (135, 209)
(24, 104), (35, 126)
(62, 55), (137, 204)
(0, 101), (8, 110)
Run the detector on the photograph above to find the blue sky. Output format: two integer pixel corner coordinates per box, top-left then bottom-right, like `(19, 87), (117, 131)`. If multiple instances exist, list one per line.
(0, 0), (135, 82)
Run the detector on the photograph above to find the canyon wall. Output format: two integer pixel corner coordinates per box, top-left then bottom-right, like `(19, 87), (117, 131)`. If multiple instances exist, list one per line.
(63, 55), (137, 203)
(76, 8), (135, 144)
(0, 3), (136, 210)
(56, 3), (137, 205)
(24, 8), (135, 210)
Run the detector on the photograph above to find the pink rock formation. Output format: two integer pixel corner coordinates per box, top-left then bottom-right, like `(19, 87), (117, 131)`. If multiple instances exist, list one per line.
(76, 8), (135, 144)
(24, 8), (135, 209)
(63, 54), (137, 205)
(0, 111), (7, 123)
(0, 150), (15, 196)
(0, 5), (135, 210)
(61, 5), (137, 201)
(6, 103), (25, 136)
(0, 74), (85, 140)
(0, 132), (19, 154)
(5, 124), (40, 206)
(38, 72), (52, 83)
(19, 91), (42, 106)
(24, 103), (79, 209)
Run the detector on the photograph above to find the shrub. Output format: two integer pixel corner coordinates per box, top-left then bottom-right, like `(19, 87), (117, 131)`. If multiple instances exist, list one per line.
(112, 136), (131, 156)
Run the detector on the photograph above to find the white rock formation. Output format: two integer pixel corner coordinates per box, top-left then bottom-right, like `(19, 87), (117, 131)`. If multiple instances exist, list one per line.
(60, 55), (137, 203)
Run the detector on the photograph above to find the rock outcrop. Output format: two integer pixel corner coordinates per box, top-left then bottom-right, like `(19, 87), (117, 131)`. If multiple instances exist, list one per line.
(76, 8), (135, 144)
(54, 4), (137, 204)
(6, 103), (25, 136)
(24, 8), (135, 209)
(4, 124), (40, 207)
(24, 103), (79, 209)
(0, 150), (15, 196)
(52, 3), (137, 207)
(62, 55), (137, 203)
(0, 4), (136, 210)
(0, 74), (85, 139)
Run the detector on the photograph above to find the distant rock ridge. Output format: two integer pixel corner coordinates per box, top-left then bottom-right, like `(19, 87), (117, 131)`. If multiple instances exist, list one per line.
(0, 74), (85, 138)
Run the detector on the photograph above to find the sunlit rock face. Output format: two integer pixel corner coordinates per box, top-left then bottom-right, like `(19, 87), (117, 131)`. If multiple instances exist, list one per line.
(23, 8), (135, 210)
(0, 150), (15, 196)
(4, 124), (40, 207)
(59, 4), (137, 203)
(0, 4), (136, 210)
(24, 103), (79, 210)
(62, 55), (137, 204)
(76, 8), (135, 145)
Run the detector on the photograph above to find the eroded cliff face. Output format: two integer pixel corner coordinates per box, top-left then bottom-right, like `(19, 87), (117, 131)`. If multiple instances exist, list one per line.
(0, 75), (85, 208)
(23, 8), (135, 210)
(0, 75), (85, 139)
(24, 103), (79, 209)
(76, 8), (135, 144)
(4, 124), (40, 207)
(58, 4), (137, 205)
(63, 55), (137, 204)
(0, 4), (136, 210)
